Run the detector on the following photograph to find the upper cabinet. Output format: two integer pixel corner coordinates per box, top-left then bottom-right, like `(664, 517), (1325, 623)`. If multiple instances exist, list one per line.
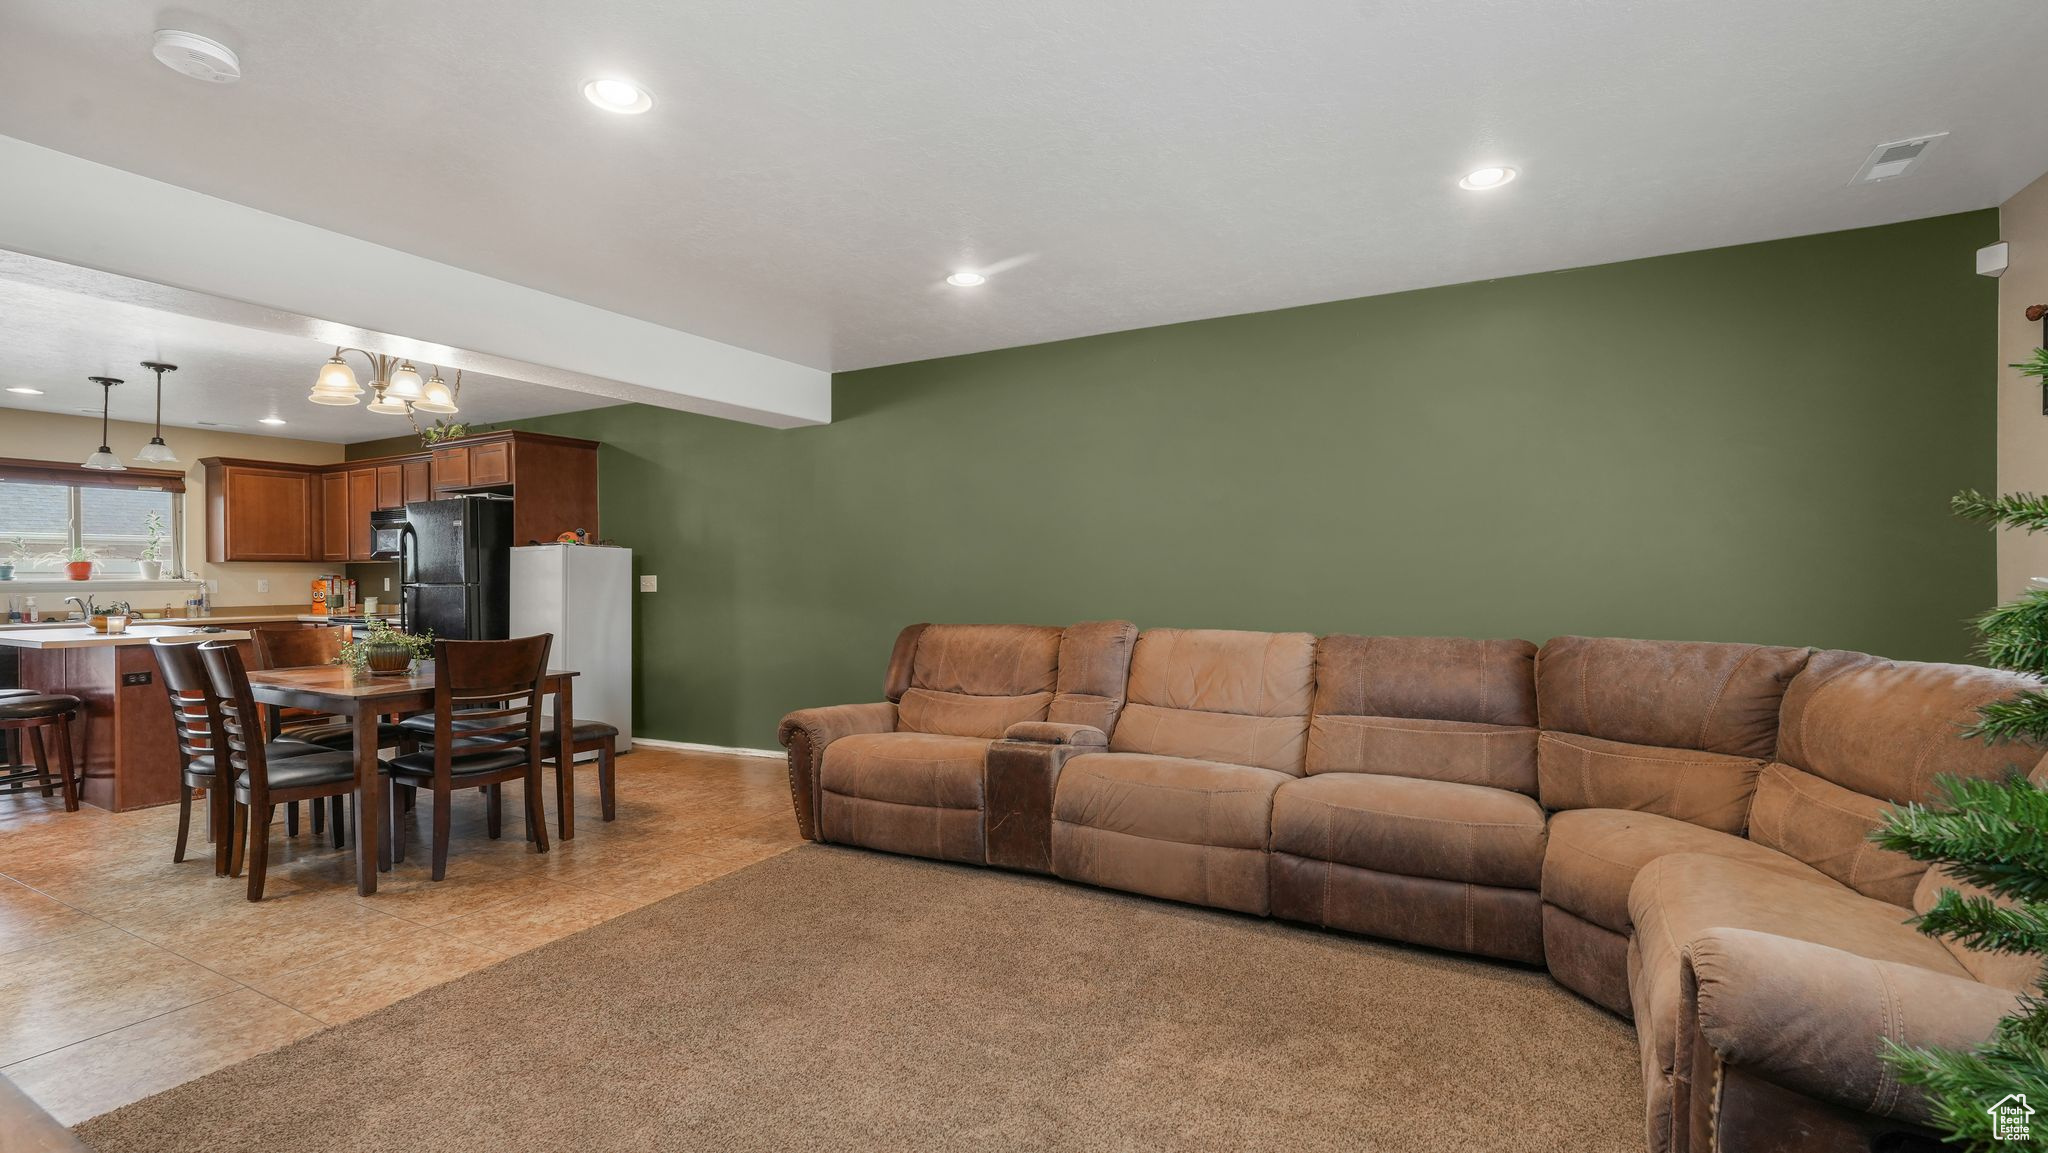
(204, 460), (321, 563)
(201, 431), (599, 565)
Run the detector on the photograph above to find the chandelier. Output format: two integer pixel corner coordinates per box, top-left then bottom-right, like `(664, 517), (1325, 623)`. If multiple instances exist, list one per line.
(307, 347), (462, 418)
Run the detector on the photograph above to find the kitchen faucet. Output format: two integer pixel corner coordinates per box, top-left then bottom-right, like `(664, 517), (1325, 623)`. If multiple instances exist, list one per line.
(63, 595), (131, 620)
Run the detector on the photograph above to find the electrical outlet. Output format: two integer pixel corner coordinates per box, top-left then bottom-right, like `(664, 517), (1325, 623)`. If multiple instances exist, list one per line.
(256, 579), (269, 594)
(639, 575), (657, 593)
(383, 577), (391, 592)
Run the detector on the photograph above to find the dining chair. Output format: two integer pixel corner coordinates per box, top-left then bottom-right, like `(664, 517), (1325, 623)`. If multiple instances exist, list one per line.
(198, 641), (366, 901)
(382, 635), (553, 881)
(252, 626), (418, 834)
(152, 639), (333, 872)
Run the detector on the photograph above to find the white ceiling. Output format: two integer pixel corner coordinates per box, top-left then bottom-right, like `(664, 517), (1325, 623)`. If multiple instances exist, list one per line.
(0, 1), (2045, 375)
(0, 273), (605, 443)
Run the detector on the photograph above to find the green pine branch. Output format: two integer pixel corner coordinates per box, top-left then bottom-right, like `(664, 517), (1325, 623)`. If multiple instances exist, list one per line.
(1967, 691), (2048, 747)
(1885, 1033), (2048, 1151)
(1975, 594), (2048, 679)
(1914, 891), (2048, 956)
(1955, 489), (2048, 535)
(1873, 777), (2048, 904)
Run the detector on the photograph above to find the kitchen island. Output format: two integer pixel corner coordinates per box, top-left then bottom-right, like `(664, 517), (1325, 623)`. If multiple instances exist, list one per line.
(0, 625), (253, 811)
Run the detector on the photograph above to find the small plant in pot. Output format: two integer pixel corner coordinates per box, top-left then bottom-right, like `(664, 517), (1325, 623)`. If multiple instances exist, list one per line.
(336, 618), (434, 677)
(46, 547), (98, 581)
(0, 537), (26, 580)
(137, 513), (166, 581)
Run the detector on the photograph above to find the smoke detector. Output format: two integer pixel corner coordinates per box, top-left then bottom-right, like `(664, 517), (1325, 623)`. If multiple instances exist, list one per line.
(1850, 133), (1946, 185)
(152, 30), (241, 84)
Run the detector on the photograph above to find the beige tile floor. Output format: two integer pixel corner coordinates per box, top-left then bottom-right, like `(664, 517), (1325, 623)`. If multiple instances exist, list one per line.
(0, 747), (802, 1125)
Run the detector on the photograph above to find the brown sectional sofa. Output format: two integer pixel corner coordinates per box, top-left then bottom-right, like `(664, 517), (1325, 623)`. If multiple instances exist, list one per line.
(780, 622), (2045, 1153)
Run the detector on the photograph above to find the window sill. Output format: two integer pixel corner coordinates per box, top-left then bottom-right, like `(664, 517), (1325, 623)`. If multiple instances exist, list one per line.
(0, 577), (204, 596)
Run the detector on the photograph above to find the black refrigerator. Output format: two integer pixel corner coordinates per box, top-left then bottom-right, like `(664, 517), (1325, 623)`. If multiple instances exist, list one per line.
(401, 495), (514, 641)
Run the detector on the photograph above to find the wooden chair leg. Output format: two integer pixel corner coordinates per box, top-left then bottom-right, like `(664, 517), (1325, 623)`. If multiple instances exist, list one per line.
(330, 795), (346, 849)
(430, 784), (453, 881)
(380, 780), (398, 869)
(524, 763), (549, 855)
(285, 801), (300, 837)
(599, 745), (616, 822)
(212, 788), (233, 876)
(174, 783), (193, 863)
(556, 752), (574, 841)
(53, 717), (78, 813)
(26, 724), (53, 799)
(229, 801), (249, 877)
(403, 784), (416, 812)
(247, 804), (274, 901)
(310, 797), (325, 836)
(485, 783), (502, 840)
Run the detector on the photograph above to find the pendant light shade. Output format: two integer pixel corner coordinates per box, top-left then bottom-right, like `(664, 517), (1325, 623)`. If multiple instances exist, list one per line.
(309, 354), (364, 405)
(413, 371), (459, 414)
(83, 376), (126, 471)
(134, 361), (181, 465)
(384, 361), (425, 401)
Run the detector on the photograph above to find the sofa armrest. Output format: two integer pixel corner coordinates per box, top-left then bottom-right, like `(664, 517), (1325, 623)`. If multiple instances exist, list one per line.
(985, 735), (1099, 874)
(1677, 927), (2022, 1130)
(777, 702), (897, 841)
(1002, 721), (1107, 746)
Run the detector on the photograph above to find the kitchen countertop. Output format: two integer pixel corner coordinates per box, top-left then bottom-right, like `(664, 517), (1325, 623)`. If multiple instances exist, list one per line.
(0, 624), (255, 649)
(0, 610), (401, 630)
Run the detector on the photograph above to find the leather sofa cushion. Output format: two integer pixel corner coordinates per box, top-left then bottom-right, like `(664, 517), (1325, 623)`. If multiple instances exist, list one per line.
(893, 623), (1061, 738)
(1308, 716), (1539, 795)
(1626, 853), (1970, 1149)
(1542, 808), (1829, 935)
(1536, 732), (1763, 834)
(1536, 636), (1809, 759)
(896, 687), (1051, 739)
(1778, 649), (2041, 801)
(1109, 629), (1317, 773)
(1053, 752), (1289, 852)
(1748, 762), (1927, 907)
(1310, 635), (1538, 726)
(1271, 773), (1545, 888)
(821, 732), (991, 810)
(1046, 620), (1139, 734)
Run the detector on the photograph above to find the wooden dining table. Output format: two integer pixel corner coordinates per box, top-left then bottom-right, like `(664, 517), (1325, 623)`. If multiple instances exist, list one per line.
(243, 664), (578, 896)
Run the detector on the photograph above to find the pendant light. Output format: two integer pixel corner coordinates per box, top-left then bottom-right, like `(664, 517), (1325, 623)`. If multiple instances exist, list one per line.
(83, 377), (126, 471)
(413, 368), (461, 414)
(134, 361), (180, 465)
(384, 361), (425, 402)
(308, 352), (364, 405)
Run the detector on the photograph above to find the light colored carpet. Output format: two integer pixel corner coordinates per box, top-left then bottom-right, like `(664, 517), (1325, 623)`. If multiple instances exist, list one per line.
(76, 846), (1641, 1152)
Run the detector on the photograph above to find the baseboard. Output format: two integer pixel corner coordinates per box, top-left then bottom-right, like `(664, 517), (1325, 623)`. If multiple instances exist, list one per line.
(629, 737), (783, 760)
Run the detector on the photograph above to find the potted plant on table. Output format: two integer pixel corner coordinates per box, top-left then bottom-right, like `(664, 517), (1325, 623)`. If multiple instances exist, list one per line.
(336, 617), (434, 677)
(137, 513), (166, 581)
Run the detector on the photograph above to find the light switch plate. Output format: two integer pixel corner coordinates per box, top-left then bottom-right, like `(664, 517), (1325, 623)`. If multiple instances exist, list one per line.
(639, 575), (657, 593)
(257, 579), (269, 593)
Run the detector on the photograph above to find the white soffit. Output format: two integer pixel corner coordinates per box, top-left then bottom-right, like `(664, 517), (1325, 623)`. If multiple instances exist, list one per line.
(0, 136), (830, 428)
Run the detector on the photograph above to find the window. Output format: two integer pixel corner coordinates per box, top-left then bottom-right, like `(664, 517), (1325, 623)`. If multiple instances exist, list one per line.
(0, 476), (182, 577)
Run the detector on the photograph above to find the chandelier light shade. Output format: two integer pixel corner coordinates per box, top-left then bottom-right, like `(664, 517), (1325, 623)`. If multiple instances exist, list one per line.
(385, 361), (425, 401)
(309, 353), (364, 405)
(83, 376), (126, 471)
(365, 388), (412, 415)
(134, 361), (180, 465)
(413, 370), (460, 414)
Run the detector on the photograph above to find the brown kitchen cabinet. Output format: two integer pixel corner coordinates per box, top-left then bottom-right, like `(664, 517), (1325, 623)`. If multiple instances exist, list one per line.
(402, 456), (432, 504)
(202, 432), (598, 565)
(203, 459), (322, 563)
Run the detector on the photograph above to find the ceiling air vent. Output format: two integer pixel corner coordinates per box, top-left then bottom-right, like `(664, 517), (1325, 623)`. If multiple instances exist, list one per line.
(1850, 133), (1946, 185)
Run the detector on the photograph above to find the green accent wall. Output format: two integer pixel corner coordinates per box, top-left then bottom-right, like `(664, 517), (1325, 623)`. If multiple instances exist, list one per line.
(355, 210), (1999, 748)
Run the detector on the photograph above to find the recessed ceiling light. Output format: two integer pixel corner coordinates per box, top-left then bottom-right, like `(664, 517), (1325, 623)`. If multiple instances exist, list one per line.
(946, 272), (987, 288)
(1459, 166), (1517, 191)
(259, 416), (288, 426)
(583, 78), (652, 115)
(5, 387), (43, 395)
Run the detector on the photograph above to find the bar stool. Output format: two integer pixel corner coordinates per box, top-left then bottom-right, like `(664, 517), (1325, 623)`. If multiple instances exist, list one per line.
(0, 688), (34, 772)
(0, 694), (84, 812)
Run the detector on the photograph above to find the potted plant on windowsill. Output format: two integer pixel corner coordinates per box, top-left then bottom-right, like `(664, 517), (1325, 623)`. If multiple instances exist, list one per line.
(46, 547), (98, 581)
(336, 618), (434, 677)
(137, 512), (166, 581)
(0, 537), (26, 581)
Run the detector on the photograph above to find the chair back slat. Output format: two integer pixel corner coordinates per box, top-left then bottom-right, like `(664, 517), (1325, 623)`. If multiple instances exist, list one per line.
(150, 640), (218, 765)
(198, 641), (275, 798)
(251, 627), (345, 670)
